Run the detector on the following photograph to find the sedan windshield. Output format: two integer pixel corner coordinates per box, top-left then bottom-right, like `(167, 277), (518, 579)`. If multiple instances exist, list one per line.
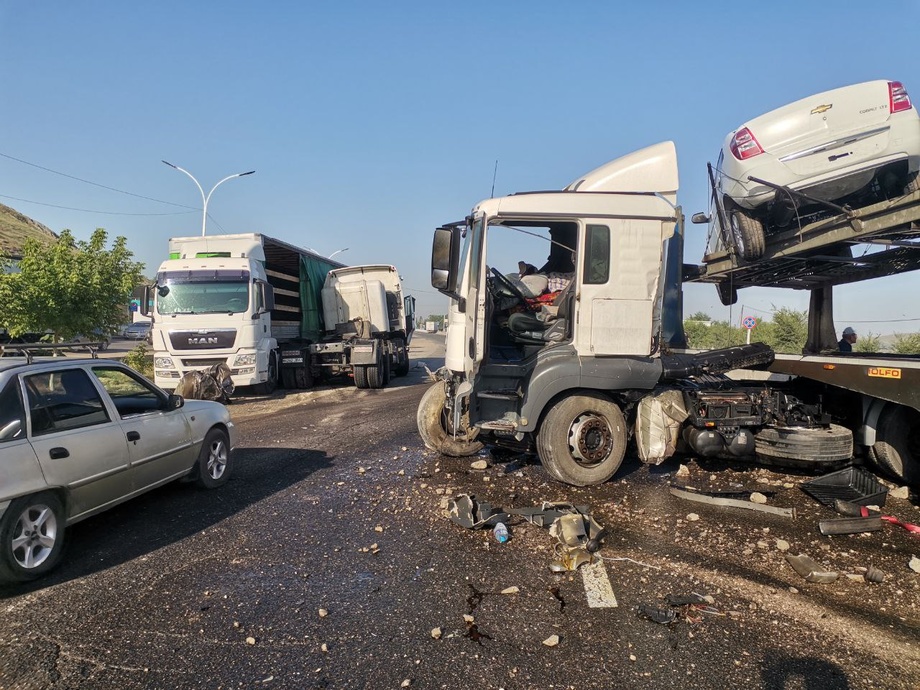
(157, 271), (251, 315)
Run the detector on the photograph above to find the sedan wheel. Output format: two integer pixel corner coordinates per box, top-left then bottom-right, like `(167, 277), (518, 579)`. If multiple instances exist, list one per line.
(196, 428), (232, 489)
(0, 492), (66, 583)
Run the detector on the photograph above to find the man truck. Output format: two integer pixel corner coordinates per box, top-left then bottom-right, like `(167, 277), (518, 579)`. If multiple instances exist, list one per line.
(417, 141), (920, 488)
(145, 234), (413, 393)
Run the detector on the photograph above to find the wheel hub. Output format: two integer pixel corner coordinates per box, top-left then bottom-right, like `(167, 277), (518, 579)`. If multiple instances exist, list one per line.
(569, 414), (613, 466)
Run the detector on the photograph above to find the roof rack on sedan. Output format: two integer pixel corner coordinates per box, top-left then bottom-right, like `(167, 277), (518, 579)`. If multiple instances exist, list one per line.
(0, 342), (104, 364)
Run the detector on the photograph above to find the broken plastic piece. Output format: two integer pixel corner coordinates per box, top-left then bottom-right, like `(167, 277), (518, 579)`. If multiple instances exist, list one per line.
(669, 486), (795, 518)
(866, 565), (885, 583)
(785, 553), (838, 583)
(818, 516), (883, 535)
(637, 604), (677, 625)
(447, 494), (507, 529)
(834, 499), (881, 517)
(666, 592), (713, 606)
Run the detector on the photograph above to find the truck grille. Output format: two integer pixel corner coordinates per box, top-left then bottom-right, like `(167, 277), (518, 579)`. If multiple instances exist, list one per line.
(168, 329), (237, 350)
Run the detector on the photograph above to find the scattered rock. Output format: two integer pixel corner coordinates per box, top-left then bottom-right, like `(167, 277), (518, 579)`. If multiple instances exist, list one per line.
(401, 446), (408, 452)
(788, 586), (799, 594)
(463, 614), (475, 623)
(471, 460), (489, 471)
(357, 467), (366, 474)
(686, 513), (700, 522)
(246, 636), (256, 645)
(749, 492), (768, 505)
(543, 634), (560, 647)
(501, 586), (520, 595)
(398, 469), (406, 476)
(375, 526), (384, 533)
(321, 643), (328, 653)
(775, 539), (791, 552)
(845, 573), (865, 582)
(401, 680), (411, 688)
(431, 627), (442, 639)
(318, 608), (328, 618)
(890, 485), (909, 500)
(910, 556), (920, 574)
(676, 464), (690, 478)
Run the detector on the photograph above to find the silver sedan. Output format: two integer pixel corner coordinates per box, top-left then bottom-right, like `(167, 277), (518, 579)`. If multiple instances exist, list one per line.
(0, 358), (236, 583)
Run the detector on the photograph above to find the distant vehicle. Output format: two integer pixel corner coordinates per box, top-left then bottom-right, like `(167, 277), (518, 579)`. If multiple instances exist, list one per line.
(425, 321), (438, 333)
(123, 322), (152, 340)
(0, 358), (236, 582)
(707, 80), (920, 260)
(73, 329), (110, 350)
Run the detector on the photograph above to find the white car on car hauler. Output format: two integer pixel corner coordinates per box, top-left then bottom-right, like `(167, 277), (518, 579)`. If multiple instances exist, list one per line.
(708, 80), (920, 261)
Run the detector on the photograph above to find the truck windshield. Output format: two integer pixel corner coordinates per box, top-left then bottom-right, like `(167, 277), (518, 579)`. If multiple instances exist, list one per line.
(156, 270), (251, 315)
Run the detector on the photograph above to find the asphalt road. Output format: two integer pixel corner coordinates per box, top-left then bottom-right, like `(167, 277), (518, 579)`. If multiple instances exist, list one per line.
(1, 332), (919, 689)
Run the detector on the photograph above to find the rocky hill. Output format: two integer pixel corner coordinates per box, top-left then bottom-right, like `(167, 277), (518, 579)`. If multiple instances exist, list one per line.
(0, 203), (57, 258)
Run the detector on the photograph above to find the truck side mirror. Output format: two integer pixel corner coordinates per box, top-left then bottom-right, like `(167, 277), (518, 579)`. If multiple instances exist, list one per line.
(260, 281), (275, 313)
(431, 226), (460, 298)
(690, 212), (710, 224)
(141, 285), (152, 316)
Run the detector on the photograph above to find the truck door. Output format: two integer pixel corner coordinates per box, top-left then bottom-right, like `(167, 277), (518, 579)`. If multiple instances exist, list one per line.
(463, 216), (487, 381)
(574, 219), (665, 356)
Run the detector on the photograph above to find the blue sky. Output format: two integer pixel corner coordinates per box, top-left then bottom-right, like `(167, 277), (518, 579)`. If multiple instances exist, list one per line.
(3, 1), (920, 334)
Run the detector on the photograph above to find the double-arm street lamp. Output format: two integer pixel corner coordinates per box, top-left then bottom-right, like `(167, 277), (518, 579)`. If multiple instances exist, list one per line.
(162, 160), (255, 236)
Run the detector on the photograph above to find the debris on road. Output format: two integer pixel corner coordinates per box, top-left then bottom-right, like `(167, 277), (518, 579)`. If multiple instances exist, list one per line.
(638, 591), (722, 626)
(447, 494), (507, 529)
(542, 634), (560, 647)
(501, 586), (520, 595)
(800, 467), (889, 508)
(431, 627), (442, 639)
(819, 516), (883, 535)
(786, 553), (839, 583)
(910, 556), (920, 574)
(637, 604), (677, 625)
(866, 565), (886, 583)
(669, 485), (795, 518)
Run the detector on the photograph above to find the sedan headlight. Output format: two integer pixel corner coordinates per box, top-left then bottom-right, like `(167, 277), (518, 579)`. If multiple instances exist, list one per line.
(154, 357), (175, 369)
(233, 354), (257, 366)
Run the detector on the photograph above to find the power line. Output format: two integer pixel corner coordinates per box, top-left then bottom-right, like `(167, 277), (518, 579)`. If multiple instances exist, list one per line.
(0, 194), (198, 217)
(0, 150), (198, 209)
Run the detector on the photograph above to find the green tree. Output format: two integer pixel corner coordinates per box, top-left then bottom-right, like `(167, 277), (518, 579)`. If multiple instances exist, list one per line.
(768, 307), (808, 354)
(855, 331), (882, 353)
(0, 228), (144, 341)
(891, 332), (920, 354)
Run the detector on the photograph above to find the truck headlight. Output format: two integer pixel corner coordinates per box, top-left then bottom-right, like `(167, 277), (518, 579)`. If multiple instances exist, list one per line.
(154, 357), (175, 368)
(233, 354), (257, 366)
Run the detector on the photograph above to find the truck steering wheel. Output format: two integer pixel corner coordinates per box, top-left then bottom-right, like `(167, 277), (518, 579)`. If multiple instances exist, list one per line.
(489, 267), (534, 311)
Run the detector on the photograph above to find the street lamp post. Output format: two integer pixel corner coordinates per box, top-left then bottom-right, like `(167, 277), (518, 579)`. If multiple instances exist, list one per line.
(329, 248), (349, 260)
(162, 161), (255, 236)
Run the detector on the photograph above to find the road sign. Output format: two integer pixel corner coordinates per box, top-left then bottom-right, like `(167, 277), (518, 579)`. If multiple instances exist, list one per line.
(742, 316), (757, 330)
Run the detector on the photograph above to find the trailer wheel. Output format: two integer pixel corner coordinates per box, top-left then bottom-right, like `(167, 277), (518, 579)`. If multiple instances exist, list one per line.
(729, 208), (766, 261)
(536, 393), (627, 486)
(873, 405), (920, 485)
(253, 352), (278, 395)
(416, 381), (483, 457)
(755, 424), (853, 466)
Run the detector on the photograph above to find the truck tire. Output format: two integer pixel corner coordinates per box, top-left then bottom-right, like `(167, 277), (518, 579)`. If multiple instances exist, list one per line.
(395, 344), (410, 377)
(416, 381), (483, 457)
(281, 367), (297, 389)
(873, 405), (920, 486)
(717, 281), (738, 306)
(253, 352), (278, 395)
(295, 366), (313, 389)
(354, 365), (370, 389)
(729, 208), (766, 261)
(536, 393), (627, 486)
(755, 424), (853, 466)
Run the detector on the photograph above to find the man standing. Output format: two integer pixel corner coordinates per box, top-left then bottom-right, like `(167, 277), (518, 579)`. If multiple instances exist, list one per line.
(838, 326), (857, 352)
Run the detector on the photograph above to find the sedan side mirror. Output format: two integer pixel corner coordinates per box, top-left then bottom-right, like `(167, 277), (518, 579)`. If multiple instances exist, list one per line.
(691, 212), (711, 224)
(0, 419), (22, 441)
(167, 394), (184, 410)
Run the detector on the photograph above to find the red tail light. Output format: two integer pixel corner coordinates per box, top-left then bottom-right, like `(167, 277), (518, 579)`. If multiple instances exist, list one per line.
(729, 127), (764, 160)
(889, 81), (912, 113)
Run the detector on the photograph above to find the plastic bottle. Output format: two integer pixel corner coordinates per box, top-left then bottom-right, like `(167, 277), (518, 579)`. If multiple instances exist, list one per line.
(493, 522), (509, 543)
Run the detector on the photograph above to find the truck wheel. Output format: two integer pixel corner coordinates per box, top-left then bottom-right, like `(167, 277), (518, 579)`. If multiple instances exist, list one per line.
(417, 381), (483, 457)
(253, 353), (278, 395)
(0, 491), (66, 583)
(367, 363), (384, 389)
(716, 281), (738, 306)
(873, 405), (920, 485)
(536, 393), (627, 486)
(354, 365), (370, 389)
(755, 424), (853, 466)
(395, 345), (410, 377)
(729, 208), (766, 261)
(294, 366), (313, 389)
(381, 355), (392, 386)
(281, 368), (297, 389)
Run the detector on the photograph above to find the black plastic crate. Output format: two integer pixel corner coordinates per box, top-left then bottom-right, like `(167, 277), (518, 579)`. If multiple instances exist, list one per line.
(800, 467), (888, 508)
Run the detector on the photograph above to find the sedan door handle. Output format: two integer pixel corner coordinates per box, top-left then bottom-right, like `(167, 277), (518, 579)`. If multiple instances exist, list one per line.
(126, 431), (141, 442)
(49, 447), (69, 459)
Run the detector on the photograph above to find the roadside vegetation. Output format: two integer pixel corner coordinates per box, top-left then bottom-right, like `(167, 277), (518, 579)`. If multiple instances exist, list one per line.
(120, 342), (154, 378)
(0, 228), (144, 341)
(684, 309), (920, 354)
